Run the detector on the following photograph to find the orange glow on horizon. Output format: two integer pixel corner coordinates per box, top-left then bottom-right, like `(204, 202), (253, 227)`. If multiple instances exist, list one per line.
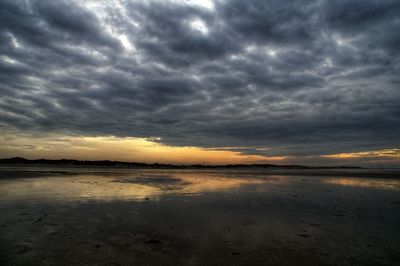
(322, 149), (400, 159)
(2, 133), (399, 166)
(0, 134), (286, 164)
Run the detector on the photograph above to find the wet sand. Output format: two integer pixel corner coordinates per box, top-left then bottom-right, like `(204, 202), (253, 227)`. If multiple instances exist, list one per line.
(0, 168), (399, 265)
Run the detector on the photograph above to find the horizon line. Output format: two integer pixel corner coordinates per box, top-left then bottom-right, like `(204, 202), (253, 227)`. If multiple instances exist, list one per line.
(0, 157), (367, 169)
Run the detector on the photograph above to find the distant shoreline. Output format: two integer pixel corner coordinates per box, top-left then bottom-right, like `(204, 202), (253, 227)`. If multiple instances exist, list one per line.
(0, 157), (362, 170)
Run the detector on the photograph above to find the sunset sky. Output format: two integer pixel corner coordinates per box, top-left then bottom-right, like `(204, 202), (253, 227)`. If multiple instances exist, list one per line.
(0, 0), (399, 166)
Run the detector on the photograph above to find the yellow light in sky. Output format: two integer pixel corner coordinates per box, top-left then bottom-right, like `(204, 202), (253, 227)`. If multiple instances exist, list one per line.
(1, 132), (399, 165)
(0, 133), (286, 164)
(322, 149), (400, 159)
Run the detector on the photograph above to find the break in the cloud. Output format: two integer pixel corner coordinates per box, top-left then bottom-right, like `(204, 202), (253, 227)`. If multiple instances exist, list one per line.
(0, 0), (399, 165)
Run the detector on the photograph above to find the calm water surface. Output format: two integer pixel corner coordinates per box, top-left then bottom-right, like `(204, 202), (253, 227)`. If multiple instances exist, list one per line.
(0, 168), (399, 265)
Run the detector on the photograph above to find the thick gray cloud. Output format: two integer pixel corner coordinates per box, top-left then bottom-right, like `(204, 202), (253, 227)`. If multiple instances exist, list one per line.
(0, 0), (399, 159)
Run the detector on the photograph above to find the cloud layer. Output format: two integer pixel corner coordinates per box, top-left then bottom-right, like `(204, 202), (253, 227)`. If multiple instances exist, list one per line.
(0, 0), (399, 159)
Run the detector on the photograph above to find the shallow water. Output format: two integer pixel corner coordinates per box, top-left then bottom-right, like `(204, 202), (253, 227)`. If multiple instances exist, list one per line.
(0, 168), (399, 265)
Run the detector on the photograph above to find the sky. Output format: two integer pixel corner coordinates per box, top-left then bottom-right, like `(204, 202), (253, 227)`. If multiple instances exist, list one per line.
(0, 0), (399, 166)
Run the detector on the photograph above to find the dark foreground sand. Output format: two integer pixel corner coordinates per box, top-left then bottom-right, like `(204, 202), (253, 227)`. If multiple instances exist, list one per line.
(0, 168), (399, 265)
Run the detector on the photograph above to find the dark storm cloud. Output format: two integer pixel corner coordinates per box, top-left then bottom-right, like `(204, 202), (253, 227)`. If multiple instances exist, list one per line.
(0, 0), (399, 158)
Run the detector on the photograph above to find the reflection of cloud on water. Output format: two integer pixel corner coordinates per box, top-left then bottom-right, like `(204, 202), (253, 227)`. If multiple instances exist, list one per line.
(0, 175), (162, 202)
(4, 171), (398, 204)
(165, 174), (269, 195)
(323, 178), (400, 190)
(0, 172), (279, 203)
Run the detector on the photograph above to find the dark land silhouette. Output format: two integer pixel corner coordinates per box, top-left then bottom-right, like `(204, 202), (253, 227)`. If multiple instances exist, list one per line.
(0, 157), (362, 169)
